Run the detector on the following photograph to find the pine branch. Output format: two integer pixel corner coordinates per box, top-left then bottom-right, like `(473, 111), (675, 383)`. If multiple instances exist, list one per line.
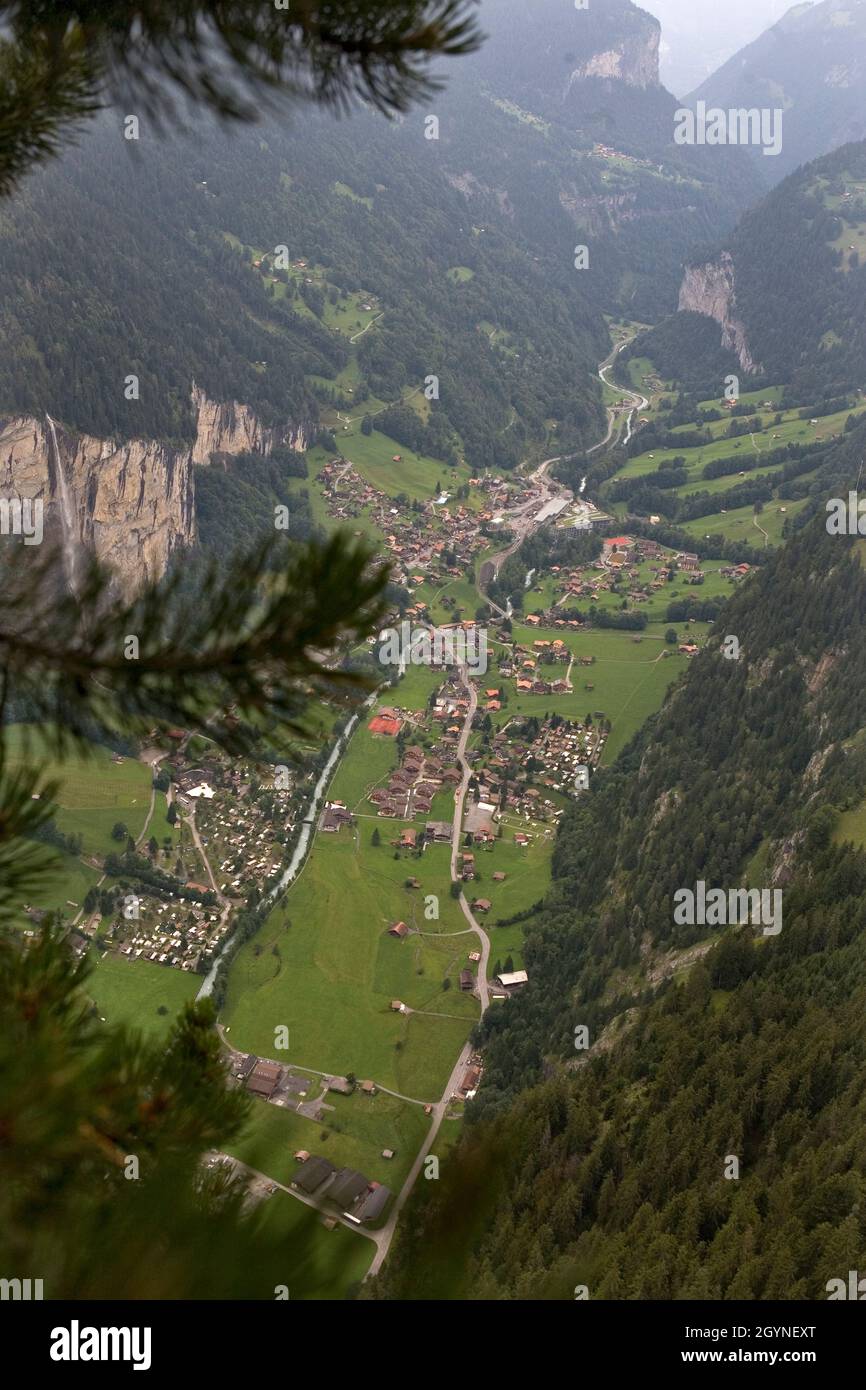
(0, 529), (390, 756)
(0, 1), (483, 191)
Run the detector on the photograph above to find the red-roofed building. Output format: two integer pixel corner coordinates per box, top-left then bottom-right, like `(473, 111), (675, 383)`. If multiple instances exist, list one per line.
(369, 715), (402, 737)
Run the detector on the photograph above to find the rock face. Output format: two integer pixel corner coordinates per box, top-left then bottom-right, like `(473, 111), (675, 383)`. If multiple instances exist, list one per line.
(0, 390), (313, 595)
(566, 28), (660, 93)
(190, 386), (312, 464)
(678, 251), (761, 374)
(0, 416), (195, 594)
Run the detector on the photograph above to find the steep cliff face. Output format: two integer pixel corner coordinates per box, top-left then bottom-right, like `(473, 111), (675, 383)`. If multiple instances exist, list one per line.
(190, 387), (312, 465)
(678, 251), (760, 374)
(566, 26), (660, 93)
(0, 416), (195, 594)
(0, 391), (313, 594)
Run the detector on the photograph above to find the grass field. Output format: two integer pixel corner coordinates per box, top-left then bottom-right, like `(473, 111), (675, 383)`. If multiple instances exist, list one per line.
(5, 726), (151, 857)
(222, 820), (477, 1099)
(619, 402), (860, 485)
(22, 851), (101, 918)
(226, 1087), (429, 1192)
(86, 952), (201, 1039)
(494, 623), (697, 761)
(250, 1190), (373, 1298)
(833, 800), (866, 850)
(679, 498), (809, 548)
(331, 423), (468, 503)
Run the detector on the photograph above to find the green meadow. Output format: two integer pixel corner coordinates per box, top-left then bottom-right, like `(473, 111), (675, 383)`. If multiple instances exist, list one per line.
(250, 1190), (373, 1298)
(86, 952), (201, 1039)
(497, 622), (696, 761)
(22, 852), (100, 918)
(333, 424), (468, 503)
(226, 1086), (429, 1193)
(4, 725), (151, 857)
(222, 826), (478, 1100)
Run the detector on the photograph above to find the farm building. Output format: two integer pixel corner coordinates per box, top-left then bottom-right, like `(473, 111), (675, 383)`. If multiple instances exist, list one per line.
(356, 1183), (391, 1223)
(495, 970), (529, 989)
(291, 1156), (335, 1194)
(329, 1168), (370, 1208)
(246, 1059), (283, 1099)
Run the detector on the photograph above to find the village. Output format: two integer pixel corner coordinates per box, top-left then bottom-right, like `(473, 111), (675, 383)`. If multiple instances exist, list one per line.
(317, 454), (536, 590)
(72, 740), (309, 978)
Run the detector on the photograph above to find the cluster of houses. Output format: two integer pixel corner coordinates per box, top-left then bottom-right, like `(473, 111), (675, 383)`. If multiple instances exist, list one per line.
(498, 636), (573, 697)
(505, 716), (602, 794)
(194, 785), (289, 894)
(519, 536), (721, 625)
(320, 801), (355, 834)
(317, 456), (560, 597)
(368, 740), (461, 819)
(290, 1154), (392, 1225)
(109, 896), (223, 973)
(98, 747), (300, 975)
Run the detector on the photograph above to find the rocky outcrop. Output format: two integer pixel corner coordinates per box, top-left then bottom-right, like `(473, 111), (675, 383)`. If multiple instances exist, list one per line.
(0, 389), (314, 595)
(565, 28), (660, 94)
(678, 251), (761, 374)
(0, 416), (195, 595)
(190, 386), (312, 464)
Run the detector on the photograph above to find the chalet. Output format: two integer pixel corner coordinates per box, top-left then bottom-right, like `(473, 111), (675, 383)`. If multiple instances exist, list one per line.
(390, 999), (407, 1013)
(461, 1066), (481, 1094)
(292, 1156), (335, 1194)
(460, 969), (476, 991)
(246, 1059), (283, 1099)
(496, 970), (529, 989)
(471, 898), (491, 913)
(388, 921), (410, 938)
(329, 1168), (370, 1208)
(399, 828), (417, 849)
(356, 1183), (391, 1223)
(327, 1076), (354, 1095)
(368, 714), (402, 737)
(426, 821), (452, 843)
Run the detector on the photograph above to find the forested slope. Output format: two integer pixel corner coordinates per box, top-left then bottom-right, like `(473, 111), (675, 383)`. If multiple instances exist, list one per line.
(630, 141), (866, 402)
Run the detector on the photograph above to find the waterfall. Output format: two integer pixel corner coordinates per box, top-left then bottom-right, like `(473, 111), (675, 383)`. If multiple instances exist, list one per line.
(46, 415), (80, 594)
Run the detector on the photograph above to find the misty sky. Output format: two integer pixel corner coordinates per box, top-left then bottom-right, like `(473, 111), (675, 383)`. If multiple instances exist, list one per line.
(638, 0), (799, 95)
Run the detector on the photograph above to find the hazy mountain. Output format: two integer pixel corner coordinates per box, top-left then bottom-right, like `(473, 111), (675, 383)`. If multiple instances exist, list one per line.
(688, 0), (866, 182)
(641, 0), (793, 96)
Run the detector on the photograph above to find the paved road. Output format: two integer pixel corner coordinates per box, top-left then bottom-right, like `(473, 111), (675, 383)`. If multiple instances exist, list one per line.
(208, 1151), (382, 1248)
(448, 668), (491, 1012)
(596, 338), (649, 451)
